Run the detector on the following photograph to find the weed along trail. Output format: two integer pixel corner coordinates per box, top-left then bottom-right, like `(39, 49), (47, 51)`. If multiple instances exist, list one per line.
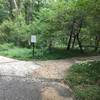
(0, 56), (100, 100)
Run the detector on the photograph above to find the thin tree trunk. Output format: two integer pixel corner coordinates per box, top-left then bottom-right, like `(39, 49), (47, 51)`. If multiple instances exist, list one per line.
(48, 40), (52, 52)
(13, 0), (18, 10)
(72, 34), (76, 49)
(67, 20), (75, 50)
(8, 0), (14, 19)
(24, 1), (29, 24)
(95, 35), (99, 51)
(24, 1), (33, 24)
(76, 18), (84, 53)
(67, 32), (73, 50)
(17, 0), (21, 8)
(76, 34), (84, 53)
(29, 1), (33, 23)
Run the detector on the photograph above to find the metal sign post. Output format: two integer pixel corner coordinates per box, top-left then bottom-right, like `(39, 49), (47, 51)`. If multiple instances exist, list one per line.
(31, 35), (36, 58)
(32, 43), (35, 57)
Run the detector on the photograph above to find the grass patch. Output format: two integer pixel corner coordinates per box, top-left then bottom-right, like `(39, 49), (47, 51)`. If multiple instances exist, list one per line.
(65, 61), (100, 100)
(0, 43), (99, 60)
(0, 47), (81, 60)
(0, 47), (32, 60)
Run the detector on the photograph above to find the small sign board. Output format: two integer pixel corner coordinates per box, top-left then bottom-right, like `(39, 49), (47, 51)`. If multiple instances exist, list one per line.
(31, 35), (36, 43)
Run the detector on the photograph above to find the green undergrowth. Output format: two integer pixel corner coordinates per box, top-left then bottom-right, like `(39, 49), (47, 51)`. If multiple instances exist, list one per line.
(65, 61), (100, 100)
(0, 43), (99, 60)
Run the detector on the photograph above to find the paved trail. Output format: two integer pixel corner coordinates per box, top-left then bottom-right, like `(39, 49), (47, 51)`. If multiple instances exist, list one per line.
(0, 56), (100, 100)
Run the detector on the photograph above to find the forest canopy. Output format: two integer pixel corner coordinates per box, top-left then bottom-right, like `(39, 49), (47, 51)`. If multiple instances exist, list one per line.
(0, 0), (100, 52)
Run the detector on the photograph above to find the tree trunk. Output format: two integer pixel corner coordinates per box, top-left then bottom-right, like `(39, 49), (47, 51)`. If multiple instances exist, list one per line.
(13, 0), (18, 10)
(8, 0), (14, 19)
(76, 34), (84, 53)
(48, 40), (52, 52)
(24, 1), (33, 24)
(76, 17), (84, 53)
(72, 34), (76, 49)
(95, 35), (99, 51)
(67, 32), (73, 50)
(67, 20), (75, 50)
(24, 2), (29, 24)
(17, 0), (21, 8)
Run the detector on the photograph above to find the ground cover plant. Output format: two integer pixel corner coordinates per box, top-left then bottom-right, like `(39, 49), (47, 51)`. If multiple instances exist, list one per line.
(0, 43), (99, 60)
(65, 61), (100, 100)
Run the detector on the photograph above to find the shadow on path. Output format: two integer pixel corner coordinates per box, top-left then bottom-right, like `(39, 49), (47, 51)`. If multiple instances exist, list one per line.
(0, 75), (74, 100)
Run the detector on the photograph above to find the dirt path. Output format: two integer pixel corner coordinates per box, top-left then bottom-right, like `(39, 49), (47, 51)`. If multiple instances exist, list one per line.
(33, 56), (100, 79)
(0, 56), (100, 100)
(32, 56), (100, 100)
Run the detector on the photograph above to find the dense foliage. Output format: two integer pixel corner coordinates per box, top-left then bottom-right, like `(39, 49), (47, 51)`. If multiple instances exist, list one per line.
(0, 0), (100, 52)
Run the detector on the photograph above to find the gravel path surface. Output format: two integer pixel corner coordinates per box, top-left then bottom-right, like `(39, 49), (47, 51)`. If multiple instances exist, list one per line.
(0, 55), (100, 100)
(33, 60), (73, 79)
(0, 56), (40, 77)
(0, 56), (74, 100)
